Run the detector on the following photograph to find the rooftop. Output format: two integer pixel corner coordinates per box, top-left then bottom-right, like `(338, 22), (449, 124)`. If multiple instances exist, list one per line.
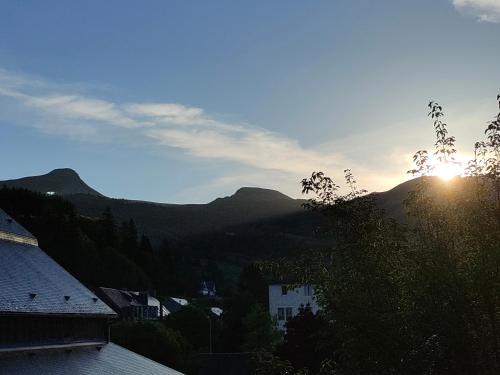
(0, 210), (115, 317)
(0, 342), (183, 375)
(0, 209), (37, 245)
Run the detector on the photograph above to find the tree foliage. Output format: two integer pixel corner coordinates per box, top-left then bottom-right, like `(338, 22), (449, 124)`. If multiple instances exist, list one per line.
(111, 320), (191, 372)
(267, 94), (500, 374)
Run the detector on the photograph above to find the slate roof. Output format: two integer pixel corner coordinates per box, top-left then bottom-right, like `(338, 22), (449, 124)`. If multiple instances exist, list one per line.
(0, 342), (183, 375)
(96, 287), (144, 311)
(0, 234), (115, 317)
(163, 297), (186, 315)
(0, 209), (36, 240)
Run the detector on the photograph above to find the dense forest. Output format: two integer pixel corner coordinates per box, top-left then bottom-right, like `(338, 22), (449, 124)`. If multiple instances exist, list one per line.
(0, 187), (202, 296)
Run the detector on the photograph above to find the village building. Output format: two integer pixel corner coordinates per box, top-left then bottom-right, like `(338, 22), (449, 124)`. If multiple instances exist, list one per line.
(95, 288), (192, 320)
(95, 287), (169, 320)
(163, 297), (189, 315)
(199, 281), (216, 297)
(268, 283), (320, 331)
(0, 209), (183, 375)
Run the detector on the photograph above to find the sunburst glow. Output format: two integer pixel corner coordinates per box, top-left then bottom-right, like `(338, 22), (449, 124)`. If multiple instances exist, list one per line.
(432, 161), (464, 181)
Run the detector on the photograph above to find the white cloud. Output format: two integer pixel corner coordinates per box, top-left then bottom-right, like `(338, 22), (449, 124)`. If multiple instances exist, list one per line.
(126, 103), (207, 125)
(29, 95), (139, 128)
(147, 126), (339, 176)
(452, 0), (500, 22)
(0, 68), (350, 192)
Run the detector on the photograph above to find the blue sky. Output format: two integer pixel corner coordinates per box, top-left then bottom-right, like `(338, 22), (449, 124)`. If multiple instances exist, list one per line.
(1, 0), (499, 203)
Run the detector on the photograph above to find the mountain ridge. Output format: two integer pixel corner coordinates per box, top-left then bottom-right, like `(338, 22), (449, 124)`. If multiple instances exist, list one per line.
(0, 168), (426, 244)
(0, 169), (309, 243)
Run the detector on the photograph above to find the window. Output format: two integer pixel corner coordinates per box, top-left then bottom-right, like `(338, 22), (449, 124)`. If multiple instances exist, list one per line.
(285, 307), (293, 321)
(277, 307), (285, 321)
(304, 284), (312, 296)
(281, 285), (288, 295)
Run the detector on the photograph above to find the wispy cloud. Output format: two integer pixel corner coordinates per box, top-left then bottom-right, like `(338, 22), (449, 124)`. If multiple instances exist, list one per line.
(0, 68), (349, 191)
(452, 0), (500, 23)
(126, 103), (207, 126)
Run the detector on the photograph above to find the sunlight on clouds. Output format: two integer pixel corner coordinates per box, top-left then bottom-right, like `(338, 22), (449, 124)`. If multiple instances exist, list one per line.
(452, 0), (500, 23)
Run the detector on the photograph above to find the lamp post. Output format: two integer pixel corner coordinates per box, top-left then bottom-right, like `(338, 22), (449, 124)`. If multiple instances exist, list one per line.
(208, 313), (212, 354)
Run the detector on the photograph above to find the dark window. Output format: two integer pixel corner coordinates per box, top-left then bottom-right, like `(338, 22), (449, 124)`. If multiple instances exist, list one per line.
(277, 308), (285, 321)
(285, 307), (293, 321)
(281, 285), (288, 295)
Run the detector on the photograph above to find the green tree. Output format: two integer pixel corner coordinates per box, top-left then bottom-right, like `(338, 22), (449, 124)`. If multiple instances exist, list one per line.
(242, 304), (280, 352)
(218, 264), (270, 352)
(111, 320), (190, 372)
(403, 96), (500, 373)
(278, 306), (332, 372)
(164, 305), (220, 352)
(268, 94), (500, 374)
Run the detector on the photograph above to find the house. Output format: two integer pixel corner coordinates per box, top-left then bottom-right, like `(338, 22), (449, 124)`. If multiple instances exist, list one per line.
(210, 307), (223, 317)
(268, 283), (320, 331)
(95, 287), (168, 320)
(199, 281), (216, 297)
(163, 297), (189, 315)
(0, 208), (183, 374)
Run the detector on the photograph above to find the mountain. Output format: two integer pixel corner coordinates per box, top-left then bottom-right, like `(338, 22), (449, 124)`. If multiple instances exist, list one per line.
(0, 169), (312, 245)
(0, 168), (102, 197)
(0, 168), (435, 250)
(372, 178), (421, 221)
(373, 176), (469, 221)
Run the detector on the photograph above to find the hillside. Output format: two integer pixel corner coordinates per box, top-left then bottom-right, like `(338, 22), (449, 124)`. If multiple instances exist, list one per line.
(1, 168), (441, 247)
(0, 169), (314, 245)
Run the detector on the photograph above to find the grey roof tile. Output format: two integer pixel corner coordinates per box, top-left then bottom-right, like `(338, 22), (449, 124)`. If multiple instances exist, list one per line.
(163, 298), (184, 315)
(0, 240), (115, 316)
(96, 288), (143, 310)
(0, 342), (184, 375)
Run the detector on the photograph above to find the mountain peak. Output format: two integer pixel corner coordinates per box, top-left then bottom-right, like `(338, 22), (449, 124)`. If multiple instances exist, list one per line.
(232, 187), (293, 201)
(0, 168), (103, 197)
(47, 168), (80, 178)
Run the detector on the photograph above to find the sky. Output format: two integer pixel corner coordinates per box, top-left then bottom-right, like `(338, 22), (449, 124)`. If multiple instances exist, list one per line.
(0, 0), (499, 203)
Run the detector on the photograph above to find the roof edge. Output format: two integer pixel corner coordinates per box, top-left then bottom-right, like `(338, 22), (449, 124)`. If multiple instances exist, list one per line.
(0, 311), (117, 318)
(0, 340), (107, 354)
(0, 230), (38, 246)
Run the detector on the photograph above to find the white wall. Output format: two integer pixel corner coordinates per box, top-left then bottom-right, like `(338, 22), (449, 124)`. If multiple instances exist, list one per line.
(268, 284), (319, 331)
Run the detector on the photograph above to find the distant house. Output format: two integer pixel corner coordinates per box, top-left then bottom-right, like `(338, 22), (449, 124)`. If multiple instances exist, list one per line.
(95, 287), (168, 320)
(0, 209), (183, 374)
(268, 283), (320, 331)
(199, 281), (216, 297)
(210, 307), (223, 317)
(163, 297), (189, 315)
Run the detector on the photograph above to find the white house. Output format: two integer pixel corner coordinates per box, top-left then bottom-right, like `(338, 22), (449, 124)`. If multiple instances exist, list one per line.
(268, 283), (319, 331)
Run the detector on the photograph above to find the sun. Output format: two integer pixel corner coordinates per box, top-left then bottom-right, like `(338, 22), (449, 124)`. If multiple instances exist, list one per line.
(432, 161), (463, 181)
